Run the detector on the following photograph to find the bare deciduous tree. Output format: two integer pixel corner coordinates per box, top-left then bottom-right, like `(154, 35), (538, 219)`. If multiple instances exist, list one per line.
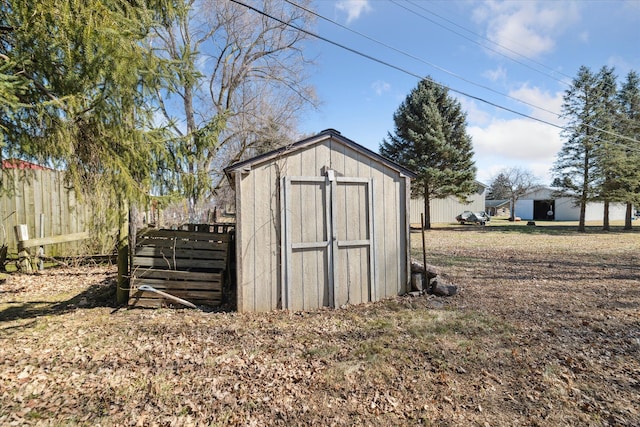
(495, 167), (541, 221)
(150, 0), (318, 220)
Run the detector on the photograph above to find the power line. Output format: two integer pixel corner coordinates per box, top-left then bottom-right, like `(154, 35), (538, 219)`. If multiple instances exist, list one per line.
(284, 0), (562, 121)
(228, 0), (640, 148)
(230, 0), (563, 130)
(397, 0), (574, 85)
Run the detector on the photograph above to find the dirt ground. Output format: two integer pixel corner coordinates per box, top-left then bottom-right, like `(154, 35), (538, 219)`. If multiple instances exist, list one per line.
(0, 226), (639, 426)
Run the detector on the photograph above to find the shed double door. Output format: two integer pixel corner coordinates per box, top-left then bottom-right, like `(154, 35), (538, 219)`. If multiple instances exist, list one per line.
(281, 175), (375, 311)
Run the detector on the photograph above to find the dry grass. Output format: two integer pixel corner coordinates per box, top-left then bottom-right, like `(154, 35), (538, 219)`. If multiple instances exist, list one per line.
(1, 226), (639, 426)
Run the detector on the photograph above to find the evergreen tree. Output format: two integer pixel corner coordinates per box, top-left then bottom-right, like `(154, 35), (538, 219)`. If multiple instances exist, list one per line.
(0, 0), (175, 203)
(487, 172), (511, 200)
(616, 71), (640, 229)
(592, 66), (620, 231)
(1, 0), (178, 303)
(380, 78), (476, 229)
(552, 66), (606, 232)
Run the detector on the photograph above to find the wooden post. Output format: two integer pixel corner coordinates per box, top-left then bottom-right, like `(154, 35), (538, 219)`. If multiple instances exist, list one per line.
(420, 213), (428, 291)
(14, 224), (33, 273)
(116, 201), (130, 305)
(38, 214), (45, 271)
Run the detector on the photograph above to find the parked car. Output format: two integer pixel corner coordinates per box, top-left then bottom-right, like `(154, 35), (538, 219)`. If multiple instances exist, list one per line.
(456, 211), (489, 225)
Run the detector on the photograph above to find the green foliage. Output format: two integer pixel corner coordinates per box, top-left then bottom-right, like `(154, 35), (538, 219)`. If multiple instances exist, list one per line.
(592, 67), (624, 204)
(0, 0), (176, 205)
(380, 77), (476, 228)
(553, 66), (612, 230)
(487, 172), (511, 200)
(553, 65), (640, 231)
(615, 71), (640, 206)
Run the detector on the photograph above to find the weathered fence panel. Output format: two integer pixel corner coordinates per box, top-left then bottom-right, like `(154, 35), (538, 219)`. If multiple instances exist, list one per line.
(128, 228), (231, 308)
(0, 167), (92, 256)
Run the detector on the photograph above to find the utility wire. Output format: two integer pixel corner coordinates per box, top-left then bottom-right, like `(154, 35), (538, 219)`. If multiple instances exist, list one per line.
(398, 0), (574, 85)
(229, 0), (640, 147)
(285, 0), (562, 122)
(231, 0), (562, 130)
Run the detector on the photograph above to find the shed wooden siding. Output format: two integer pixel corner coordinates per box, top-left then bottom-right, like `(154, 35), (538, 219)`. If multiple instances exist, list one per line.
(233, 137), (411, 313)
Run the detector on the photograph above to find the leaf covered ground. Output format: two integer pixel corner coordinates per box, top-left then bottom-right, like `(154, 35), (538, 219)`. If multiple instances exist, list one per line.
(0, 226), (639, 426)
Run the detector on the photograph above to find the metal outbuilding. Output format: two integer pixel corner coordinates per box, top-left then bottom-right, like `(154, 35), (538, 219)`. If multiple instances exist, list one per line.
(224, 129), (416, 313)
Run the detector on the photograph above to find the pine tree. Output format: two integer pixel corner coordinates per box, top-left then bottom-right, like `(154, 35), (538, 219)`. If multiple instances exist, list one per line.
(553, 66), (606, 232)
(592, 66), (620, 231)
(0, 0), (175, 202)
(616, 71), (640, 229)
(380, 78), (476, 229)
(1, 0), (178, 303)
(488, 172), (511, 200)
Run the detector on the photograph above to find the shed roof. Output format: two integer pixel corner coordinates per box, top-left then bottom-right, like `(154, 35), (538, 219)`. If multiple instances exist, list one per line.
(485, 199), (510, 208)
(224, 129), (417, 182)
(2, 158), (52, 170)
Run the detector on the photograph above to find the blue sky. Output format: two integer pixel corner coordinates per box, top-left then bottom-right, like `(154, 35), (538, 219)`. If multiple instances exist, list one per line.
(298, 0), (640, 185)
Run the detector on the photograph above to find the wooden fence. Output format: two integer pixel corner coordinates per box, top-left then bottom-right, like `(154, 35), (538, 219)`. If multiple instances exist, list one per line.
(128, 226), (233, 308)
(0, 168), (93, 256)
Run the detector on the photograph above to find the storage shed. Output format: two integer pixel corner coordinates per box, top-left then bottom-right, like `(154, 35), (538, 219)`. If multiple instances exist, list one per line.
(225, 129), (416, 313)
(514, 187), (628, 221)
(409, 181), (487, 225)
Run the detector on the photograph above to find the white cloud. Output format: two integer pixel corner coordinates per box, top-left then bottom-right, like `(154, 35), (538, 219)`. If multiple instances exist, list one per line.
(336, 0), (372, 23)
(473, 1), (579, 58)
(470, 118), (562, 184)
(459, 98), (491, 126)
(607, 55), (635, 76)
(483, 65), (507, 82)
(578, 31), (589, 43)
(467, 82), (567, 184)
(470, 119), (560, 162)
(508, 84), (564, 125)
(371, 80), (390, 96)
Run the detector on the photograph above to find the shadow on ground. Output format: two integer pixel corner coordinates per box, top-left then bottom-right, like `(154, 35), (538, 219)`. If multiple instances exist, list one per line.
(0, 276), (117, 322)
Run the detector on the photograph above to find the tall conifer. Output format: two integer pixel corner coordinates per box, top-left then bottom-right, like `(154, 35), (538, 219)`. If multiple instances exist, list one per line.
(380, 78), (476, 229)
(0, 0), (174, 203)
(553, 66), (604, 232)
(616, 71), (640, 229)
(592, 66), (620, 231)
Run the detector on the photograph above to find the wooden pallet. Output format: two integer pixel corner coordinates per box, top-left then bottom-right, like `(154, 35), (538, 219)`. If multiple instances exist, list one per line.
(128, 228), (230, 308)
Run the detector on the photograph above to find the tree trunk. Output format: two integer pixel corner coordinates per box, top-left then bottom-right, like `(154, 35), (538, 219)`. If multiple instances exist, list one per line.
(602, 200), (610, 231)
(423, 191), (432, 230)
(510, 197), (516, 221)
(578, 198), (587, 232)
(624, 202), (633, 230)
(116, 200), (130, 305)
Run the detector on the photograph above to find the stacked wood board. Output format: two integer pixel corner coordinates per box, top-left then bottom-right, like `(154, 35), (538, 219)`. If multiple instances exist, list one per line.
(128, 228), (231, 308)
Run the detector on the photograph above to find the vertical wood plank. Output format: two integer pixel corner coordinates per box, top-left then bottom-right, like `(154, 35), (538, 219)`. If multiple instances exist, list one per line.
(394, 178), (401, 294)
(402, 176), (412, 294)
(283, 177), (293, 309)
(280, 176), (288, 310)
(253, 163), (274, 312)
(330, 175), (339, 308)
(370, 162), (386, 301)
(33, 170), (43, 239)
(235, 170), (245, 312)
(368, 178), (376, 302)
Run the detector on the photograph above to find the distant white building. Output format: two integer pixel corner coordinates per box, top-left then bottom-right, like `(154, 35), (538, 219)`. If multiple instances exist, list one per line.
(410, 182), (487, 225)
(514, 187), (627, 221)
